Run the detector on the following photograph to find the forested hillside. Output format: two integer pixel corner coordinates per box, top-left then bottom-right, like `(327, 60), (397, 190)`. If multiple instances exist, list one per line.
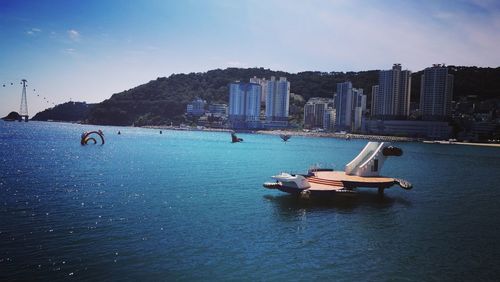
(33, 66), (499, 126)
(32, 102), (93, 122)
(87, 68), (379, 126)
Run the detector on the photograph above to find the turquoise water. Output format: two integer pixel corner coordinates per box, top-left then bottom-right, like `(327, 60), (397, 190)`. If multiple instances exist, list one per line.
(1, 121), (500, 281)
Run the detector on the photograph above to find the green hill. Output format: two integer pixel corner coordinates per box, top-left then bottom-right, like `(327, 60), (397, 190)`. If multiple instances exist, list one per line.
(33, 66), (499, 126)
(87, 68), (379, 126)
(1, 111), (21, 121)
(32, 101), (93, 122)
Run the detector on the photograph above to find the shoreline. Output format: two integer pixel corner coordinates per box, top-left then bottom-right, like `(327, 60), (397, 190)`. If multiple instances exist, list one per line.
(16, 121), (500, 148)
(144, 126), (500, 148)
(139, 125), (500, 148)
(256, 129), (417, 142)
(423, 140), (500, 148)
(142, 125), (417, 142)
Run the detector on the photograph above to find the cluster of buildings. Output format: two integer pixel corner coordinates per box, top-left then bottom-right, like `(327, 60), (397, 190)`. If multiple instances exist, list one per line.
(452, 95), (499, 141)
(186, 98), (228, 117)
(303, 97), (334, 130)
(186, 98), (228, 127)
(186, 76), (291, 130)
(366, 64), (454, 139)
(304, 64), (456, 139)
(228, 76), (290, 129)
(185, 63), (497, 140)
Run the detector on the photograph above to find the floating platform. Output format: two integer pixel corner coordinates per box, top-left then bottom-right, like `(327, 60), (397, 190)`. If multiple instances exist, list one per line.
(263, 142), (412, 198)
(264, 170), (410, 197)
(309, 170), (396, 189)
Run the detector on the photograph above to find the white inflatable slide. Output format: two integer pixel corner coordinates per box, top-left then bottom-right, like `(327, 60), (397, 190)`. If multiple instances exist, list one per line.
(345, 142), (388, 177)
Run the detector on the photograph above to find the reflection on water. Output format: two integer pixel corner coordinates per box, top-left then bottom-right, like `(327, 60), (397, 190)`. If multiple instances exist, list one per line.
(263, 191), (412, 214)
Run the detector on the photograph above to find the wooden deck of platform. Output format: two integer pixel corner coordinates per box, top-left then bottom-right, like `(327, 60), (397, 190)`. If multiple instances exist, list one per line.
(307, 182), (345, 191)
(303, 171), (396, 190)
(313, 171), (395, 184)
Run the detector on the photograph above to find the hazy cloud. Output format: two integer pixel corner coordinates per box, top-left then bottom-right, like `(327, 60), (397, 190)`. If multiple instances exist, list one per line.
(243, 0), (500, 71)
(26, 27), (41, 36)
(226, 61), (246, 68)
(67, 29), (80, 41)
(63, 48), (76, 54)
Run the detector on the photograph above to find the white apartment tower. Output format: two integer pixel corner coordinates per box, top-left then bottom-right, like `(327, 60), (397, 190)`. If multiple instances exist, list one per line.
(245, 83), (261, 121)
(335, 81), (365, 132)
(372, 64), (411, 118)
(228, 82), (262, 124)
(250, 76), (268, 103)
(265, 76), (290, 123)
(420, 64), (454, 120)
(229, 83), (245, 120)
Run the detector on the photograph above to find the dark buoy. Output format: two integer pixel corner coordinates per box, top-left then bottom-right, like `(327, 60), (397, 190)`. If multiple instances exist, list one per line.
(280, 134), (291, 142)
(160, 130), (162, 134)
(118, 131), (121, 135)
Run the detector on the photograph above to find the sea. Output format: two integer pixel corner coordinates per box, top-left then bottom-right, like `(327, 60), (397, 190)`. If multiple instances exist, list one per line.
(1, 121), (500, 281)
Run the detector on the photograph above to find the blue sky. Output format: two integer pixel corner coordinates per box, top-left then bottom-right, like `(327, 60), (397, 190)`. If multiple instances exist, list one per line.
(1, 0), (499, 117)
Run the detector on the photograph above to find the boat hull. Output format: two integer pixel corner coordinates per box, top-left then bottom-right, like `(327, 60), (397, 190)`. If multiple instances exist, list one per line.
(263, 182), (358, 197)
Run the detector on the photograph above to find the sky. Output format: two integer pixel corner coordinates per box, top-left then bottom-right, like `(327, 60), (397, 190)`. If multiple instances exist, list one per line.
(1, 0), (499, 117)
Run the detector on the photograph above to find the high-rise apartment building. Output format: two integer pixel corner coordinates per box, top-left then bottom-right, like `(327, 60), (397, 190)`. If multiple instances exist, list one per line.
(250, 76), (268, 103)
(323, 108), (336, 131)
(372, 64), (411, 118)
(371, 85), (379, 116)
(304, 102), (316, 128)
(245, 83), (261, 121)
(420, 64), (454, 120)
(265, 76), (290, 126)
(334, 81), (353, 131)
(228, 82), (261, 128)
(334, 81), (365, 132)
(352, 89), (366, 132)
(229, 83), (246, 120)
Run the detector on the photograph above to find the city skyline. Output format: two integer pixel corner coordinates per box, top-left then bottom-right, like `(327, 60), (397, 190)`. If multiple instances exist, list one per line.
(1, 0), (500, 117)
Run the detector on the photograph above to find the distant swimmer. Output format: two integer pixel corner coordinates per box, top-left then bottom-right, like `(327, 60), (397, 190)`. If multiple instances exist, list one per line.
(160, 130), (162, 134)
(118, 131), (121, 135)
